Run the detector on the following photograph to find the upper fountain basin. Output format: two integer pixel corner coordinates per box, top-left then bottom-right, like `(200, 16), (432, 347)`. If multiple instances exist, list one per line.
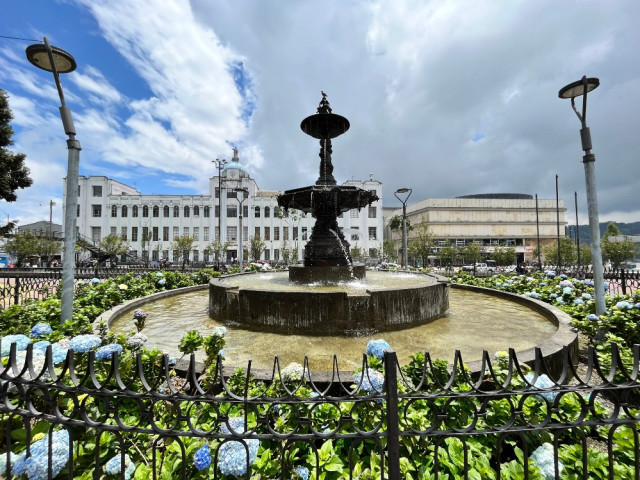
(277, 185), (379, 215)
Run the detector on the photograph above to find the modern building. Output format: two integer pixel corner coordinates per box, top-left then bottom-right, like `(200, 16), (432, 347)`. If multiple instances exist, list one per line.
(65, 151), (385, 265)
(17, 220), (63, 238)
(384, 193), (567, 266)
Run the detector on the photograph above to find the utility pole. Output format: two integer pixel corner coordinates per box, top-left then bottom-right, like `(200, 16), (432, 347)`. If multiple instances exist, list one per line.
(212, 158), (228, 259)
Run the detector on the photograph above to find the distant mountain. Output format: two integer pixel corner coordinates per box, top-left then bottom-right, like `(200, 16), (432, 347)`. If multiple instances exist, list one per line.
(565, 221), (640, 245)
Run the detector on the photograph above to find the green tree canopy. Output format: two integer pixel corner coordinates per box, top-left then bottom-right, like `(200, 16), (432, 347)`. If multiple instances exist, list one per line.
(98, 234), (128, 258)
(436, 241), (459, 267)
(382, 239), (396, 262)
(601, 223), (637, 269)
(350, 244), (363, 262)
(408, 223), (433, 267)
(492, 247), (517, 266)
(462, 242), (483, 265)
(248, 235), (266, 262)
(0, 89), (32, 202)
(543, 238), (577, 266)
(4, 231), (40, 266)
(171, 235), (195, 268)
(208, 240), (230, 263)
(389, 215), (412, 232)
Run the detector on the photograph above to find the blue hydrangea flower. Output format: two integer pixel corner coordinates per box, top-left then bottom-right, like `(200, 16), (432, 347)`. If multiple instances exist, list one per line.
(218, 418), (259, 476)
(559, 274), (568, 279)
(105, 454), (136, 479)
(155, 272), (164, 277)
(586, 313), (599, 321)
(91, 277), (100, 284)
(539, 282), (547, 286)
(219, 349), (225, 359)
(616, 301), (633, 310)
(12, 430), (69, 479)
(281, 362), (305, 381)
(69, 334), (101, 353)
(549, 293), (557, 299)
(604, 284), (609, 291)
(51, 342), (70, 364)
(95, 344), (123, 360)
(559, 280), (573, 288)
(1, 334), (31, 357)
(158, 278), (166, 286)
(212, 326), (228, 336)
(495, 281), (502, 286)
(581, 293), (592, 300)
(583, 280), (594, 287)
(354, 368), (384, 394)
(133, 309), (147, 319)
(573, 299), (584, 305)
(294, 465), (310, 480)
(32, 341), (51, 353)
(365, 339), (391, 359)
(635, 303), (640, 309)
(545, 271), (556, 278)
(531, 443), (563, 480)
(30, 323), (53, 338)
(193, 444), (211, 471)
(127, 333), (148, 349)
(555, 298), (564, 305)
(525, 373), (557, 402)
(562, 287), (573, 295)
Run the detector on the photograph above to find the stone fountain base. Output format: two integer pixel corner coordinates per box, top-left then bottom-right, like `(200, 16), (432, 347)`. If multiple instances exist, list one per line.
(289, 264), (365, 283)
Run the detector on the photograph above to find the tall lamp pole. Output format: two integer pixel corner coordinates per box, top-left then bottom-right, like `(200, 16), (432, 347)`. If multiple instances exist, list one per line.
(212, 158), (228, 261)
(26, 38), (80, 323)
(235, 188), (248, 270)
(558, 76), (606, 315)
(394, 188), (412, 269)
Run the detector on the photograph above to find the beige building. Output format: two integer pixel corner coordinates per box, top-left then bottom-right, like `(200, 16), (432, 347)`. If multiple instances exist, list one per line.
(384, 194), (566, 266)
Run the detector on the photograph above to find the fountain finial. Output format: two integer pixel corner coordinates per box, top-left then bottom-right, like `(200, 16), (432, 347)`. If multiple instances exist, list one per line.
(317, 91), (332, 114)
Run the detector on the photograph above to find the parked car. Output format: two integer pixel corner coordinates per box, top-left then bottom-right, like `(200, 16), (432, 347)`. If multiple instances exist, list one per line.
(461, 263), (494, 273)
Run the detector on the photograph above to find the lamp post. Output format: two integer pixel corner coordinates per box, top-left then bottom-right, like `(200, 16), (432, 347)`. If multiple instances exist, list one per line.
(235, 188), (248, 271)
(394, 188), (412, 269)
(212, 158), (228, 261)
(558, 76), (606, 315)
(26, 38), (80, 323)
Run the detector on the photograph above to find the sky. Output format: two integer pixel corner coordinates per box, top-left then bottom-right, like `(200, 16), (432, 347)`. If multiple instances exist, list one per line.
(1, 0), (639, 228)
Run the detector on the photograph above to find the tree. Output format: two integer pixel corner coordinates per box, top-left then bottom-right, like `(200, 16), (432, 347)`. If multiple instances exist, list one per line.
(172, 235), (195, 268)
(281, 239), (292, 265)
(4, 231), (40, 266)
(208, 240), (231, 263)
(0, 89), (32, 202)
(462, 242), (483, 265)
(248, 235), (266, 262)
(39, 237), (61, 265)
(98, 234), (128, 259)
(543, 238), (577, 266)
(436, 241), (459, 267)
(350, 244), (363, 262)
(408, 223), (433, 267)
(382, 239), (395, 262)
(389, 215), (413, 233)
(601, 222), (637, 269)
(492, 247), (516, 266)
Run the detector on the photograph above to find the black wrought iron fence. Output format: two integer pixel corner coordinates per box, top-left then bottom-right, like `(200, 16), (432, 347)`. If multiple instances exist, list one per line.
(1, 342), (638, 479)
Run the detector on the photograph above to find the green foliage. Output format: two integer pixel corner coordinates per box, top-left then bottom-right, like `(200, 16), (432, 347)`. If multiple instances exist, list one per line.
(4, 231), (41, 266)
(389, 215), (412, 232)
(98, 233), (129, 257)
(248, 235), (267, 262)
(382, 239), (396, 262)
(178, 330), (203, 356)
(543, 237), (578, 266)
(171, 235), (195, 267)
(601, 231), (637, 269)
(492, 247), (517, 266)
(0, 89), (32, 202)
(408, 223), (433, 267)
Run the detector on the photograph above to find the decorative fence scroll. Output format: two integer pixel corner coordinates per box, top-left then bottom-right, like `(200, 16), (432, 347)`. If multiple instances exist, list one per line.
(1, 341), (639, 479)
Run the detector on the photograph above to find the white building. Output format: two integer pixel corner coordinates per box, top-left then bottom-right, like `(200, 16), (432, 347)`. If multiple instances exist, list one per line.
(65, 151), (385, 265)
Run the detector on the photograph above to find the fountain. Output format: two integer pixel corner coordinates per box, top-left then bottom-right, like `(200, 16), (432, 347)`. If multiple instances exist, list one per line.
(208, 94), (449, 335)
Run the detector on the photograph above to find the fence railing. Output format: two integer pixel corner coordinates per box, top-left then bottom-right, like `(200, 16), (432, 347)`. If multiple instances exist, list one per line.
(1, 341), (638, 479)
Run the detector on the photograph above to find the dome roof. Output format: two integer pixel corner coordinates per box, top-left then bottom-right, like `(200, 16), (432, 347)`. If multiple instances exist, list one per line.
(222, 155), (249, 177)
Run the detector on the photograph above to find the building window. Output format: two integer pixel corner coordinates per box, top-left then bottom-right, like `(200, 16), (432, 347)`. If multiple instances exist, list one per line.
(227, 190), (236, 198)
(132, 227), (138, 242)
(215, 206), (220, 218)
(110, 226), (117, 236)
(369, 248), (378, 258)
(204, 227), (210, 242)
(92, 205), (102, 217)
(274, 227), (280, 241)
(283, 227), (289, 240)
(204, 206), (210, 218)
(264, 227), (270, 241)
(77, 185), (81, 196)
(274, 206), (281, 217)
(193, 250), (199, 262)
(350, 210), (358, 218)
(227, 205), (237, 217)
(255, 227), (260, 238)
(243, 226), (248, 239)
(264, 249), (270, 261)
(152, 250), (159, 261)
(174, 205), (179, 217)
(152, 227), (159, 241)
(368, 206), (377, 218)
(183, 227), (189, 236)
(132, 205), (138, 217)
(351, 227), (360, 241)
(162, 250), (169, 261)
(215, 227), (220, 240)
(142, 205), (149, 217)
(255, 206), (260, 218)
(173, 227), (179, 239)
(163, 227), (169, 241)
(194, 206), (200, 217)
(368, 227), (377, 240)
(293, 227), (298, 241)
(193, 227), (199, 241)
(121, 227), (127, 240)
(243, 205), (248, 217)
(173, 250), (179, 261)
(215, 187), (220, 199)
(77, 204), (80, 217)
(111, 205), (117, 217)
(153, 206), (159, 217)
(164, 205), (170, 217)
(91, 226), (101, 241)
(274, 249), (280, 261)
(264, 206), (270, 218)
(184, 206), (190, 217)
(227, 226), (237, 242)
(142, 227), (149, 241)
(92, 185), (102, 197)
(122, 205), (128, 217)
(301, 227), (307, 241)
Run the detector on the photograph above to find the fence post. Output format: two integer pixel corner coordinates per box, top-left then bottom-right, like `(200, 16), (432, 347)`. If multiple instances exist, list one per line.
(384, 349), (400, 480)
(621, 268), (627, 295)
(13, 276), (20, 306)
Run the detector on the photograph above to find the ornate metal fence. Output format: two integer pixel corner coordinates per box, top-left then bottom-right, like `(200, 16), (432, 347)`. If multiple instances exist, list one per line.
(1, 342), (638, 479)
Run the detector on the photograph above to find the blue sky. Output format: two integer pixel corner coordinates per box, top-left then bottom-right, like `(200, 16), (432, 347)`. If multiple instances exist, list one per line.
(1, 0), (640, 228)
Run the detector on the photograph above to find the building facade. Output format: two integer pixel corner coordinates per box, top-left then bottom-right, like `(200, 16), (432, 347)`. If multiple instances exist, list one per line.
(384, 194), (567, 265)
(65, 152), (385, 265)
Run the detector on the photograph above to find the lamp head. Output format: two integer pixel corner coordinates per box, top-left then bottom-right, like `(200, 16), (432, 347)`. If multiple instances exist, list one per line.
(558, 77), (599, 99)
(26, 43), (76, 74)
(395, 188), (410, 194)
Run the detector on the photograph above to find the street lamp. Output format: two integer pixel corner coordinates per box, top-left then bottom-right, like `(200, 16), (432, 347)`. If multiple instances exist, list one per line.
(394, 188), (412, 269)
(212, 158), (228, 261)
(235, 188), (248, 271)
(558, 76), (606, 315)
(26, 38), (80, 323)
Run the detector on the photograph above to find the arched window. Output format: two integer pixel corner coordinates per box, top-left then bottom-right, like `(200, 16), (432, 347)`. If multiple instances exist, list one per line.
(174, 205), (179, 217)
(163, 205), (170, 217)
(153, 205), (159, 217)
(194, 206), (200, 217)
(264, 206), (270, 218)
(122, 205), (128, 217)
(111, 205), (118, 217)
(132, 205), (139, 217)
(274, 206), (280, 218)
(204, 206), (210, 218)
(142, 205), (149, 217)
(184, 206), (190, 217)
(255, 206), (261, 218)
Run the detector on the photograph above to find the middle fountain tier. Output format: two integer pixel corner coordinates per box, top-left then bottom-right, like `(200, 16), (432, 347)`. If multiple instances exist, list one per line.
(277, 92), (378, 283)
